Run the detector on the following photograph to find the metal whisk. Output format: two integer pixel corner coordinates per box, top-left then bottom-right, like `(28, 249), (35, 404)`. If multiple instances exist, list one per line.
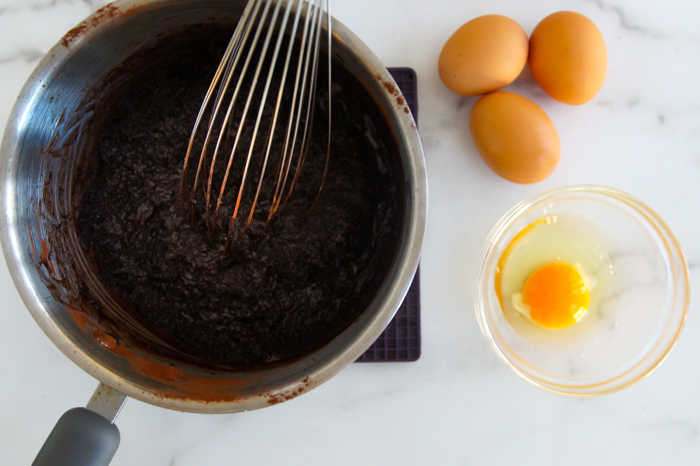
(181, 0), (332, 239)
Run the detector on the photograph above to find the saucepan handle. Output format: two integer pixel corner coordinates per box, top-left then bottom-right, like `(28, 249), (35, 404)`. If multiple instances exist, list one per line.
(33, 383), (128, 466)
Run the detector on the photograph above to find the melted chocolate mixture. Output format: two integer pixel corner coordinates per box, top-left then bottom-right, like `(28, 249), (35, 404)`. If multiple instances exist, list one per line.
(76, 28), (404, 370)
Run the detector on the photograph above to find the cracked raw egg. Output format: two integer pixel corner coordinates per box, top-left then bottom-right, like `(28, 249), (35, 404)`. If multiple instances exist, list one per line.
(496, 215), (610, 330)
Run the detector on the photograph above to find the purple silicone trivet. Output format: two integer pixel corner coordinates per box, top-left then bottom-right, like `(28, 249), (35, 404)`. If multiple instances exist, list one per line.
(356, 67), (421, 363)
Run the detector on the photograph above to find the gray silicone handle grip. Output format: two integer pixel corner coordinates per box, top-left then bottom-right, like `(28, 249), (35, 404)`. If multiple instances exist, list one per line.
(33, 407), (120, 466)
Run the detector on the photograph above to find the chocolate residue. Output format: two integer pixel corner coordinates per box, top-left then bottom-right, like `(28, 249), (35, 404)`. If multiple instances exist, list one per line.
(376, 73), (398, 95)
(61, 4), (141, 48)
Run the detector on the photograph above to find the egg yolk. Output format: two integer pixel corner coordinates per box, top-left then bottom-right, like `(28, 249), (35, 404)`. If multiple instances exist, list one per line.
(521, 263), (590, 329)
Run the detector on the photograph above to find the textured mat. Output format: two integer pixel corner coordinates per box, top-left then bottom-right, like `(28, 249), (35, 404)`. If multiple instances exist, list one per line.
(356, 67), (421, 363)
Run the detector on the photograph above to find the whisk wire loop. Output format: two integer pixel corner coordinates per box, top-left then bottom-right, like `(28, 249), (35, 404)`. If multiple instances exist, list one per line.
(280, 0), (325, 211)
(180, 0), (259, 209)
(181, 0), (332, 241)
(270, 0), (322, 216)
(207, 0), (278, 223)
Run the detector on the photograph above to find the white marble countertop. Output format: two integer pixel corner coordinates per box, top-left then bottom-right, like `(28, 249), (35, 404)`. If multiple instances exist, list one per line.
(1, 0), (699, 464)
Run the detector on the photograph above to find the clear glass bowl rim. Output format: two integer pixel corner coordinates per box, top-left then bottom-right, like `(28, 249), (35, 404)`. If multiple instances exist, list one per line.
(474, 184), (691, 396)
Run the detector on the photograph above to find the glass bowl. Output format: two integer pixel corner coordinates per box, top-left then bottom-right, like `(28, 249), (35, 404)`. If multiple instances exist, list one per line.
(475, 185), (690, 396)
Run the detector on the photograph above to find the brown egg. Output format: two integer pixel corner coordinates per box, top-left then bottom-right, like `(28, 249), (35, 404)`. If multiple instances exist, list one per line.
(438, 15), (528, 96)
(529, 11), (607, 105)
(470, 92), (560, 184)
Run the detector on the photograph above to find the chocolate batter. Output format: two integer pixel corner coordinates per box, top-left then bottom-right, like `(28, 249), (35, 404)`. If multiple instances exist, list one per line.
(75, 28), (404, 371)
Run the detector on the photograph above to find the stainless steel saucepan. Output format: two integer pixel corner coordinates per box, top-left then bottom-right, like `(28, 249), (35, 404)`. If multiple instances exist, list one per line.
(0, 0), (427, 464)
